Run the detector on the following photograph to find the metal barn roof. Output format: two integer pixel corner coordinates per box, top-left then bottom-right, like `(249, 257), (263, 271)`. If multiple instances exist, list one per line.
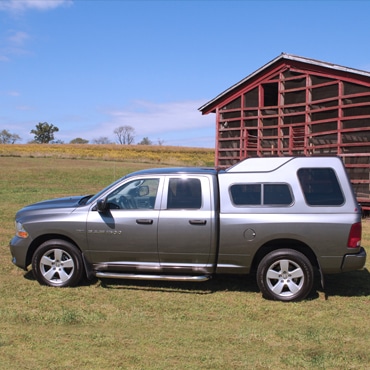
(199, 53), (370, 114)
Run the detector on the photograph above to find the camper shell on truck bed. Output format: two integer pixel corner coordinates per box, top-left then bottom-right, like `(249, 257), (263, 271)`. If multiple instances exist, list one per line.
(9, 156), (366, 302)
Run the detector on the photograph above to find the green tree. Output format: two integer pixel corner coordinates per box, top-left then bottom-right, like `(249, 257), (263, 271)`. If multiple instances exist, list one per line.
(137, 137), (152, 145)
(70, 137), (89, 144)
(0, 129), (21, 144)
(30, 122), (59, 144)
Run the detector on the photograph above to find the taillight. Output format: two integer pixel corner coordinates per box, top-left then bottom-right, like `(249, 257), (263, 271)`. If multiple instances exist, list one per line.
(347, 222), (362, 248)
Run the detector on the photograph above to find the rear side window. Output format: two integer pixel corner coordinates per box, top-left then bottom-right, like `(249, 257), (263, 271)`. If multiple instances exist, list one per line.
(230, 183), (293, 206)
(264, 184), (293, 205)
(231, 184), (261, 205)
(297, 168), (344, 206)
(167, 178), (202, 209)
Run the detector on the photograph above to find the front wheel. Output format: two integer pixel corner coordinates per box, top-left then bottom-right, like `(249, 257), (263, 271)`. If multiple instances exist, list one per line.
(257, 249), (314, 302)
(32, 239), (84, 287)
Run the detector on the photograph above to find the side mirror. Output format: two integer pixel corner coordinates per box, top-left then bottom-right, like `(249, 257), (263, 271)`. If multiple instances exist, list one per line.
(96, 198), (108, 212)
(138, 185), (149, 197)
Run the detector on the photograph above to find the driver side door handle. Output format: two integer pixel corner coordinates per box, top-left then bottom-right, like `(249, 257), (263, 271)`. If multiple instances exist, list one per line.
(136, 219), (154, 225)
(189, 219), (207, 225)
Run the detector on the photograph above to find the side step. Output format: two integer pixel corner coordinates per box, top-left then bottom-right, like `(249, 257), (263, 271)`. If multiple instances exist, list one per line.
(95, 272), (211, 282)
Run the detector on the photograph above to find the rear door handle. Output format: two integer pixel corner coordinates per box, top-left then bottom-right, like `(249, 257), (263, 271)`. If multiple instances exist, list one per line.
(136, 219), (154, 225)
(189, 219), (207, 225)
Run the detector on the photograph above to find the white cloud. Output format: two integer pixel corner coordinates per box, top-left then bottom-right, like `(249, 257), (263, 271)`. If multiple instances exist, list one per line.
(0, 54), (10, 62)
(0, 30), (32, 61)
(8, 30), (30, 45)
(104, 100), (213, 135)
(0, 0), (72, 13)
(62, 100), (216, 147)
(0, 1), (72, 60)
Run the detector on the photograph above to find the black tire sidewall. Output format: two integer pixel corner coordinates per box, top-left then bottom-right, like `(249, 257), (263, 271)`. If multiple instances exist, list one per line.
(32, 239), (83, 287)
(257, 249), (314, 302)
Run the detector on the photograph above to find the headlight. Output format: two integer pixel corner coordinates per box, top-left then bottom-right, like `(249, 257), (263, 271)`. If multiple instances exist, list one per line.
(15, 222), (29, 239)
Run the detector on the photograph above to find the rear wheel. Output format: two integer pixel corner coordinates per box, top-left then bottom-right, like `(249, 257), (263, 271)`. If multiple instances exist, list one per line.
(257, 249), (314, 302)
(32, 239), (84, 287)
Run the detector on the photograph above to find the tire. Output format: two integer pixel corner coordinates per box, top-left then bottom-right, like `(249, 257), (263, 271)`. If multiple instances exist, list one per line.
(256, 249), (314, 302)
(32, 239), (84, 287)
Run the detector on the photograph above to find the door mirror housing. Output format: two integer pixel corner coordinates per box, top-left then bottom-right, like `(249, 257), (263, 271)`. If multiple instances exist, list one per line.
(96, 198), (108, 212)
(139, 185), (149, 197)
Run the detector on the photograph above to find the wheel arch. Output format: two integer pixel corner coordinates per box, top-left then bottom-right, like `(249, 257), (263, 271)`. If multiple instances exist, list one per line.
(251, 238), (319, 273)
(26, 234), (82, 267)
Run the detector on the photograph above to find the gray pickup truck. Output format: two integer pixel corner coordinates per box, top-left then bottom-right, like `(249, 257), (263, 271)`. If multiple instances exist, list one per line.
(9, 156), (366, 301)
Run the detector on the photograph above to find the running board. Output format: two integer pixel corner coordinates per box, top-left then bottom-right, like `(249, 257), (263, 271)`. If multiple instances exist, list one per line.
(95, 272), (211, 282)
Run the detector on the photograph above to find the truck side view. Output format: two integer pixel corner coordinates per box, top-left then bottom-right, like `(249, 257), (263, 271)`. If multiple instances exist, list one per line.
(9, 156), (366, 302)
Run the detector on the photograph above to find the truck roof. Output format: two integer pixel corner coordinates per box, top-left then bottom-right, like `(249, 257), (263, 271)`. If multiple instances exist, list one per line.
(126, 167), (219, 178)
(126, 156), (344, 178)
(226, 156), (343, 173)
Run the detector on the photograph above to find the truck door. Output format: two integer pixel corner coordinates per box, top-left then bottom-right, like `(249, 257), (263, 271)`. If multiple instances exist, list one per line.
(86, 177), (162, 268)
(157, 176), (214, 273)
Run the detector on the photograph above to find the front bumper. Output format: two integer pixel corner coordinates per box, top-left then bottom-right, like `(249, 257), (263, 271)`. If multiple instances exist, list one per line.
(9, 236), (31, 270)
(341, 247), (367, 272)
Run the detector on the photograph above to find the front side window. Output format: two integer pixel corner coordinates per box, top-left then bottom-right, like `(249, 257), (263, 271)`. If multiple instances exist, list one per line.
(167, 178), (202, 209)
(297, 168), (344, 206)
(106, 178), (159, 210)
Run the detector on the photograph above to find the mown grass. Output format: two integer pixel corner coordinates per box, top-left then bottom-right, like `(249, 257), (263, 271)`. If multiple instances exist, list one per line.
(0, 153), (369, 369)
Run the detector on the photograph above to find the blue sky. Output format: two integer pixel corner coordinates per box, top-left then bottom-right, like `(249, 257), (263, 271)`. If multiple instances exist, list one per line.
(1, 0), (370, 147)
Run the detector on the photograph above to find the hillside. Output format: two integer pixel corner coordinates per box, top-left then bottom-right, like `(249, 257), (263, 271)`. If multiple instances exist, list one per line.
(0, 144), (215, 167)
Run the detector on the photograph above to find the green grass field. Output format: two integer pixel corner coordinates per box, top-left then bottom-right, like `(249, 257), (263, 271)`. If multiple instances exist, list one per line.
(0, 154), (369, 369)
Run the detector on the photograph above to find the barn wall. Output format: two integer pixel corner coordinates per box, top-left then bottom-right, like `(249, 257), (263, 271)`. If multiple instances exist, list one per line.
(215, 65), (370, 209)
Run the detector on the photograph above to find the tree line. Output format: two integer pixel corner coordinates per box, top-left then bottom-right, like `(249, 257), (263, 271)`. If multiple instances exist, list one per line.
(0, 122), (163, 145)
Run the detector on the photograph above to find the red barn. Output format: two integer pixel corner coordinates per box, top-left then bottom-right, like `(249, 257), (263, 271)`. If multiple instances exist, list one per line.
(199, 53), (370, 210)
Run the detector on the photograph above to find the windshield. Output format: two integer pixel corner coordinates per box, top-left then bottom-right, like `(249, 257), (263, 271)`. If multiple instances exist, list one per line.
(86, 176), (127, 205)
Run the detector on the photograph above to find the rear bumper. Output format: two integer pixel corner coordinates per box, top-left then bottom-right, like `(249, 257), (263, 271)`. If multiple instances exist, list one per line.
(341, 247), (367, 272)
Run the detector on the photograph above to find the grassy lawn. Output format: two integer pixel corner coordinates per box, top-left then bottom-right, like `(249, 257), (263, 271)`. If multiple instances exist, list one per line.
(0, 155), (369, 369)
